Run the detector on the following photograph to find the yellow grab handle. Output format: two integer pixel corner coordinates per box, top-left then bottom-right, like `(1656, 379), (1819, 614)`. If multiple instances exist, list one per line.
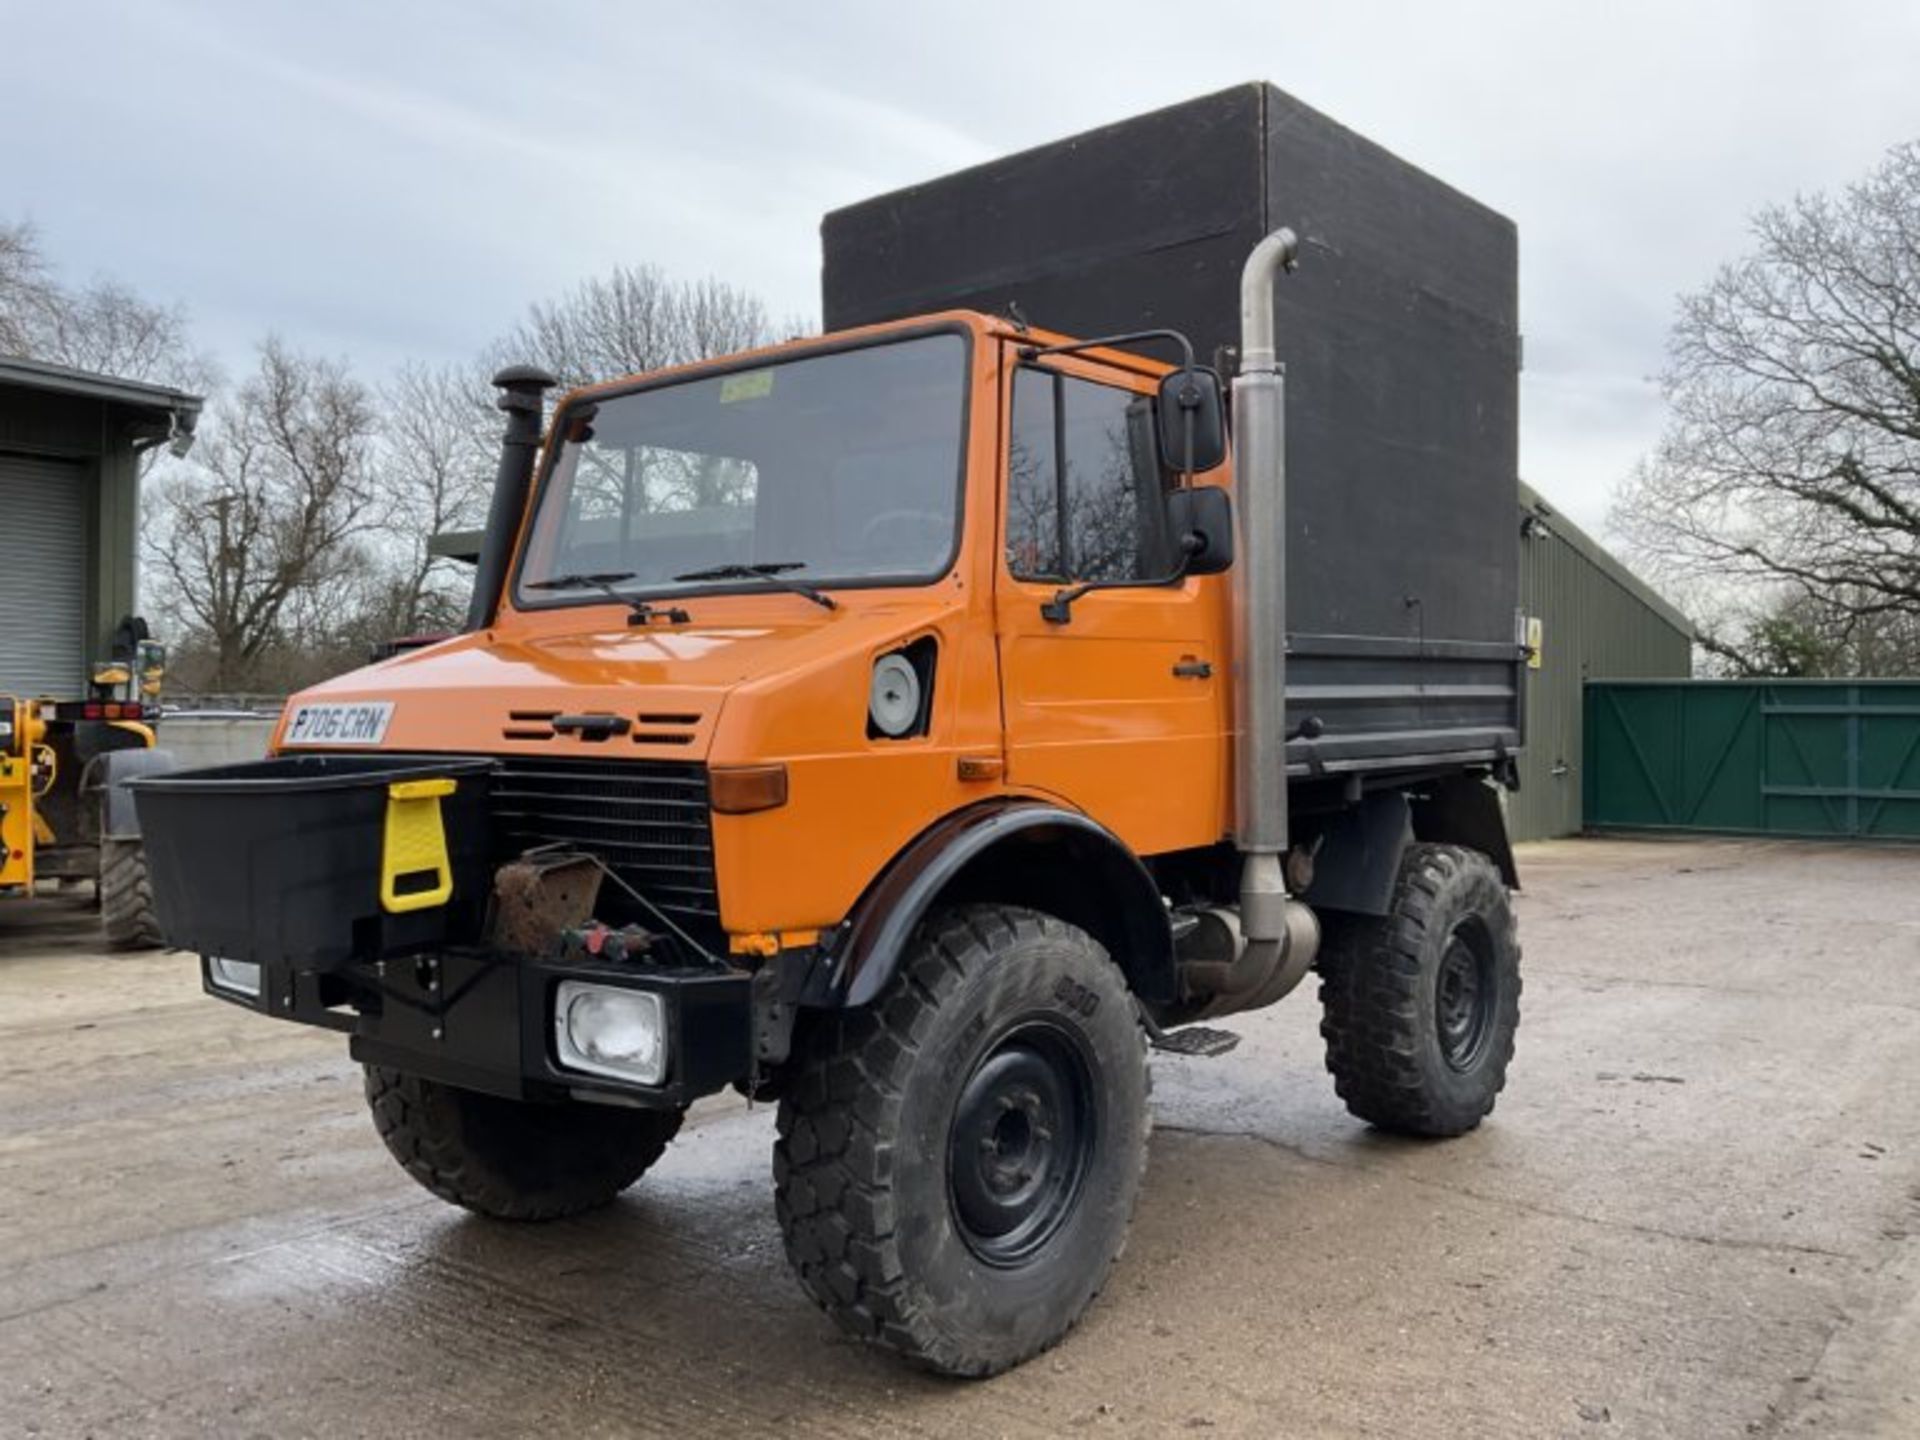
(389, 778), (457, 801)
(381, 777), (458, 913)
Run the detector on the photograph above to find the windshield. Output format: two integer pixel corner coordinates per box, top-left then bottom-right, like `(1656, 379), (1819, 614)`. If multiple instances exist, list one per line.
(515, 332), (968, 607)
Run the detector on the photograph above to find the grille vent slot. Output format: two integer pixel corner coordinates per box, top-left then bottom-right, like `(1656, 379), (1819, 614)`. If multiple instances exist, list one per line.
(501, 709), (559, 741)
(632, 711), (701, 746)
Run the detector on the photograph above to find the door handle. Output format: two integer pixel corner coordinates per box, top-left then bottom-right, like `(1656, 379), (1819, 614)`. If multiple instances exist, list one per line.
(1172, 658), (1212, 679)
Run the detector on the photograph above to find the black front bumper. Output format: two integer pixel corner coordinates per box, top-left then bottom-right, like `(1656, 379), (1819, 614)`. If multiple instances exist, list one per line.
(205, 948), (753, 1109)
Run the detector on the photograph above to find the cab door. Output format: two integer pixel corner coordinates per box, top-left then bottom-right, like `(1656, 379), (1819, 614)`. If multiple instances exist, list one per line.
(994, 348), (1231, 857)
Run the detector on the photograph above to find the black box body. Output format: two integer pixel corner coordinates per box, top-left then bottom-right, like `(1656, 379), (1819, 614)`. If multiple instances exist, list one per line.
(824, 84), (1523, 771)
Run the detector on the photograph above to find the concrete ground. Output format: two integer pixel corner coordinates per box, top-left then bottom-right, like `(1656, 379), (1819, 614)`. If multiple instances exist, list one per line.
(3, 837), (1918, 1439)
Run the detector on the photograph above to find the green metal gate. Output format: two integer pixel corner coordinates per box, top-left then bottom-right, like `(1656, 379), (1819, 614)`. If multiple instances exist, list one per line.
(1584, 680), (1920, 839)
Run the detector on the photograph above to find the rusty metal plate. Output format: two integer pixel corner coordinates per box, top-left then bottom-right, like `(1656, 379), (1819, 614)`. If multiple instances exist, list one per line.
(490, 852), (604, 956)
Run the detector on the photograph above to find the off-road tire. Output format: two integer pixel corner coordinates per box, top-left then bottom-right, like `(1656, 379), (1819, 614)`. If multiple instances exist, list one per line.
(1318, 843), (1520, 1137)
(364, 1066), (682, 1221)
(774, 904), (1150, 1377)
(99, 838), (162, 950)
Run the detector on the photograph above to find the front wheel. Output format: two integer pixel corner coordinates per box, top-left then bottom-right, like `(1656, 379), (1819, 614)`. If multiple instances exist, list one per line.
(774, 904), (1150, 1377)
(364, 1066), (683, 1221)
(1317, 842), (1521, 1137)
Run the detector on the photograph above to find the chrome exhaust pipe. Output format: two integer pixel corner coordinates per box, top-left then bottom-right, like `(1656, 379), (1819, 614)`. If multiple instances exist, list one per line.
(1188, 226), (1318, 1012)
(1232, 228), (1304, 951)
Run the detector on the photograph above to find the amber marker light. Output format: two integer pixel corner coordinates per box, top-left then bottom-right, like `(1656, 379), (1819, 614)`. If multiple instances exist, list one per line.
(710, 763), (790, 814)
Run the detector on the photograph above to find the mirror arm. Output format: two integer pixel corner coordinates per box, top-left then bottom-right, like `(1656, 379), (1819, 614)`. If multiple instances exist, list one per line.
(1040, 534), (1203, 626)
(1019, 329), (1197, 372)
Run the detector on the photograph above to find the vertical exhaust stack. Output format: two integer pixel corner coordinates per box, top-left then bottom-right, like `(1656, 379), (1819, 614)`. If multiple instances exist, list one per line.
(1223, 228), (1318, 1006)
(465, 365), (559, 632)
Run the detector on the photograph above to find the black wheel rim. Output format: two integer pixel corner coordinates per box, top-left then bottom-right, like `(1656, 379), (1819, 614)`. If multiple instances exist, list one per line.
(1436, 918), (1497, 1073)
(946, 1020), (1097, 1268)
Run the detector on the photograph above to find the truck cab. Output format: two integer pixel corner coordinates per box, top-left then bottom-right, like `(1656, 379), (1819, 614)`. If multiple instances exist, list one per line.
(284, 315), (1247, 978)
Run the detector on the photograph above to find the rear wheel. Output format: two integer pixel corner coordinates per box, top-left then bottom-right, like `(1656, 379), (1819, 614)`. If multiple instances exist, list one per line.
(774, 904), (1149, 1377)
(1317, 843), (1520, 1137)
(99, 837), (161, 949)
(364, 1066), (682, 1221)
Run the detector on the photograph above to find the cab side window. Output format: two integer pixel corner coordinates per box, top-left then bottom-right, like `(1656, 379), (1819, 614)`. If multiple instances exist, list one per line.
(1007, 368), (1174, 583)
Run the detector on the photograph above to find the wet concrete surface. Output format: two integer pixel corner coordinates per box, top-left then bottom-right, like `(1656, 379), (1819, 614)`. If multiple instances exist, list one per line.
(3, 837), (1918, 1438)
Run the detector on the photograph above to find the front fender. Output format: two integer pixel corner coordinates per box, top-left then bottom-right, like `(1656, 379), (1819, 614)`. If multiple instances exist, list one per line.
(827, 799), (1175, 1009)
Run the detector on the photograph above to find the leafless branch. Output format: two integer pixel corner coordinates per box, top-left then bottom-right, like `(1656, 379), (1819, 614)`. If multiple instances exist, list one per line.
(1614, 140), (1920, 673)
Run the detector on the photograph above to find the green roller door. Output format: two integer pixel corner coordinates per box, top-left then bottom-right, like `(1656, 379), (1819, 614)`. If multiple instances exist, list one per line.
(1585, 681), (1920, 839)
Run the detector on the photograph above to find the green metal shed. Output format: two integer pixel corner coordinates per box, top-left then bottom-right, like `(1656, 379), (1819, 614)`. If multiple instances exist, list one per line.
(1511, 481), (1692, 841)
(0, 357), (202, 697)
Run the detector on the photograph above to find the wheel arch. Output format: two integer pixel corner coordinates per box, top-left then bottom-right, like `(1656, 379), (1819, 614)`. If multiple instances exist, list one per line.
(85, 746), (177, 841)
(1301, 773), (1518, 919)
(1410, 773), (1519, 891)
(830, 800), (1176, 1009)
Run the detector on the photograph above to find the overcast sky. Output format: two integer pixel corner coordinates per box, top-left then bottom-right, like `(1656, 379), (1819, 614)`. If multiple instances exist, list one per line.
(5, 0), (1919, 536)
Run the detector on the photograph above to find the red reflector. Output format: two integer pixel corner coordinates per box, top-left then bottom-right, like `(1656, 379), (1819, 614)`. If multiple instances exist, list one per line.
(83, 703), (102, 719)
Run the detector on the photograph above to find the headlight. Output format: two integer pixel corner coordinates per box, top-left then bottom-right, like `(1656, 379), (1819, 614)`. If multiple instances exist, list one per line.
(869, 652), (922, 738)
(207, 956), (262, 998)
(554, 982), (667, 1085)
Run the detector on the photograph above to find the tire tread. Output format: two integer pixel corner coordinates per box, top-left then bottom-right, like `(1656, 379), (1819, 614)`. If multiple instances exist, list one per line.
(100, 838), (162, 950)
(1318, 843), (1521, 1137)
(364, 1066), (681, 1221)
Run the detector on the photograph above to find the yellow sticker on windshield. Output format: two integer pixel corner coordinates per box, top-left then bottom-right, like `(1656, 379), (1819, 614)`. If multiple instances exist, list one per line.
(720, 369), (774, 404)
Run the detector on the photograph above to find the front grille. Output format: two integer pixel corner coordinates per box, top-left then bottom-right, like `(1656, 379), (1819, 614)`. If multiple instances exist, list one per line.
(486, 756), (720, 944)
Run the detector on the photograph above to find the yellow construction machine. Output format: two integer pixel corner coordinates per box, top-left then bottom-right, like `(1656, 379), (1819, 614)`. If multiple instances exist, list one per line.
(1, 623), (173, 946)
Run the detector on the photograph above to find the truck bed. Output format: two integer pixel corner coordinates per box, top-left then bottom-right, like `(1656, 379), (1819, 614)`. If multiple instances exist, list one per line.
(823, 82), (1523, 780)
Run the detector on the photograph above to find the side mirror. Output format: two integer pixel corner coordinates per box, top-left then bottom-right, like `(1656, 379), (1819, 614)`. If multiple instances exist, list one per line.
(1156, 366), (1227, 474)
(1167, 485), (1234, 576)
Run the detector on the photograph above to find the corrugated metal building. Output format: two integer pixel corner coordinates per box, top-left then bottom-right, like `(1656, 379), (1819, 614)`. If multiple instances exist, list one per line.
(0, 358), (201, 696)
(1511, 480), (1692, 840)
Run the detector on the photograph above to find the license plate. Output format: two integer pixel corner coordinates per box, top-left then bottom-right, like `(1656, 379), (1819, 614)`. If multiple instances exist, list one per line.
(282, 701), (395, 747)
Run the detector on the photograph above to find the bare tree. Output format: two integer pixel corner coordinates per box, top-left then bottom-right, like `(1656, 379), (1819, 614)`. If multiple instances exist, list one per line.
(1614, 141), (1920, 673)
(1692, 584), (1920, 677)
(495, 264), (776, 388)
(32, 277), (211, 389)
(145, 339), (382, 689)
(0, 216), (210, 387)
(0, 219), (62, 356)
(376, 360), (498, 632)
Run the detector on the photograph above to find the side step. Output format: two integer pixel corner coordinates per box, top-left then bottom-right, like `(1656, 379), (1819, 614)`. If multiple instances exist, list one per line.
(1148, 1025), (1241, 1059)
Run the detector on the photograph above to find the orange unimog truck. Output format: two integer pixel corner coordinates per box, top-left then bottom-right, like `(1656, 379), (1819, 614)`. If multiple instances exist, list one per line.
(135, 85), (1525, 1376)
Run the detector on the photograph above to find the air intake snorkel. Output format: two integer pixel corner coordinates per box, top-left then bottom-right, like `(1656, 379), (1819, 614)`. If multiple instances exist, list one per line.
(465, 364), (559, 631)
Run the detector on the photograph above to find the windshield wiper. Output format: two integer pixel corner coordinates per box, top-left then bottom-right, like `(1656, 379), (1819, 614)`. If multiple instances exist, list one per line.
(670, 562), (838, 611)
(525, 571), (691, 626)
